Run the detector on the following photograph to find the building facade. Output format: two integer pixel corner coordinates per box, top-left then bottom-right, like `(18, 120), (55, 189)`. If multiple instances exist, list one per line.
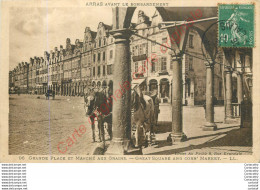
(9, 10), (225, 105)
(130, 10), (224, 105)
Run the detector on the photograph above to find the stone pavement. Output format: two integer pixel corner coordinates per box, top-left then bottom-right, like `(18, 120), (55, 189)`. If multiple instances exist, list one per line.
(9, 94), (96, 155)
(9, 94), (252, 156)
(142, 104), (252, 155)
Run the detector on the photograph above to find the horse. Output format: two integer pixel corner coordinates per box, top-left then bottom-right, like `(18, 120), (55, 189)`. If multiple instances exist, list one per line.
(131, 85), (156, 148)
(144, 90), (160, 126)
(84, 88), (112, 143)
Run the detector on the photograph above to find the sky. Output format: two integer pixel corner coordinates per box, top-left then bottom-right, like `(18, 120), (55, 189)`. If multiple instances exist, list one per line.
(9, 6), (157, 70)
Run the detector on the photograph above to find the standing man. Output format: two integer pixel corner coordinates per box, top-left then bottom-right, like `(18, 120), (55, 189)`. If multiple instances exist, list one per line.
(17, 87), (20, 96)
(153, 90), (160, 127)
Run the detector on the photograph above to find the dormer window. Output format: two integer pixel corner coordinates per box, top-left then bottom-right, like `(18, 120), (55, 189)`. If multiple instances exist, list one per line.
(99, 39), (101, 47)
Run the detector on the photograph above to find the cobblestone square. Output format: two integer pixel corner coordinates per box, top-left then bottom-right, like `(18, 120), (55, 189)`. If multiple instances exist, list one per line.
(9, 94), (95, 155)
(9, 94), (252, 155)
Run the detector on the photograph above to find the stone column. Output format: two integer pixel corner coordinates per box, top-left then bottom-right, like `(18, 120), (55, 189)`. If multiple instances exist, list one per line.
(106, 29), (131, 155)
(170, 53), (187, 142)
(190, 79), (195, 106)
(158, 82), (161, 99)
(203, 61), (217, 130)
(182, 80), (186, 105)
(225, 67), (233, 120)
(236, 72), (243, 104)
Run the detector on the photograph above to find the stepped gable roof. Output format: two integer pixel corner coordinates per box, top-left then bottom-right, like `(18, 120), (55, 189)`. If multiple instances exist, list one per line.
(103, 23), (112, 30)
(90, 31), (97, 39)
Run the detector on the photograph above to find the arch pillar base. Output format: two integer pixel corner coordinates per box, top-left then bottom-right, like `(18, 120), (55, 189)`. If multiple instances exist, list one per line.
(105, 138), (129, 155)
(203, 122), (217, 131)
(169, 133), (187, 143)
(224, 117), (239, 124)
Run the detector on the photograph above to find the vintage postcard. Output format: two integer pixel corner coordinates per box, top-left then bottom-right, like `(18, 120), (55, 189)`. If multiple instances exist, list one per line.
(0, 0), (259, 163)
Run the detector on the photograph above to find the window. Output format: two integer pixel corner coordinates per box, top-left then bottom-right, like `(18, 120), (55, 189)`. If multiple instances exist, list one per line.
(99, 39), (101, 47)
(88, 55), (91, 65)
(98, 66), (101, 76)
(107, 65), (112, 75)
(103, 39), (106, 46)
(110, 50), (113, 59)
(93, 54), (96, 62)
(170, 62), (173, 70)
(142, 61), (146, 73)
(189, 35), (194, 48)
(132, 46), (135, 56)
(89, 68), (91, 77)
(161, 57), (167, 72)
(142, 43), (147, 54)
(103, 65), (106, 75)
(93, 67), (95, 76)
(162, 37), (167, 44)
(139, 44), (143, 55)
(98, 53), (101, 62)
(103, 52), (106, 61)
(189, 56), (193, 70)
(187, 79), (191, 96)
(135, 46), (138, 55)
(219, 82), (222, 97)
(135, 62), (138, 73)
(152, 41), (156, 52)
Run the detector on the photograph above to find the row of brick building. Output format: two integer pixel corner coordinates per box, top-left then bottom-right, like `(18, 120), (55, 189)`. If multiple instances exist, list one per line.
(9, 10), (225, 105)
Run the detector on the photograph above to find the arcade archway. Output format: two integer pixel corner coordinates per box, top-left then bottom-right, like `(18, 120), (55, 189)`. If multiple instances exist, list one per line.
(106, 7), (219, 155)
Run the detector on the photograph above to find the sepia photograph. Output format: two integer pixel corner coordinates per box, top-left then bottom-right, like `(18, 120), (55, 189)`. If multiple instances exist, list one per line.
(1, 0), (259, 162)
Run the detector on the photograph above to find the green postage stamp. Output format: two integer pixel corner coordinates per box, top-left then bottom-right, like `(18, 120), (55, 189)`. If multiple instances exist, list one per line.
(218, 4), (254, 47)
